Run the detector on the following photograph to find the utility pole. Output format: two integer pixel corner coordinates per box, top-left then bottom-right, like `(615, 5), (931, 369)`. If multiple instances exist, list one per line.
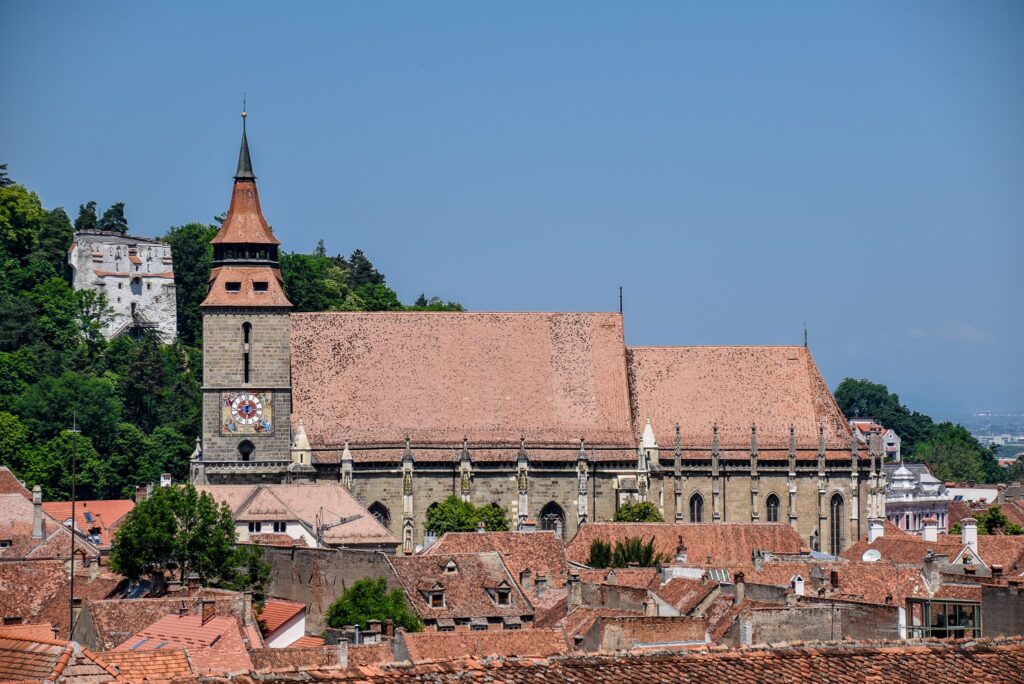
(68, 414), (80, 638)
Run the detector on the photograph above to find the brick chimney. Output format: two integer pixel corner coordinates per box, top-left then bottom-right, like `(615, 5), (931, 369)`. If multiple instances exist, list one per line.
(867, 518), (884, 544)
(31, 485), (44, 540)
(961, 518), (978, 554)
(567, 572), (581, 609)
(734, 571), (745, 606)
(921, 518), (938, 543)
(384, 619), (394, 638)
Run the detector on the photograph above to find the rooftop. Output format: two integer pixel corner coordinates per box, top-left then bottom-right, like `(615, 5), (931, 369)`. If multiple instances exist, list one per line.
(259, 599), (306, 636)
(399, 628), (568, 663)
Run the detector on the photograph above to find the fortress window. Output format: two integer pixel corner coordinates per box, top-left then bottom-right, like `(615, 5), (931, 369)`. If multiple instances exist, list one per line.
(238, 439), (255, 462)
(226, 282), (242, 292)
(766, 494), (780, 523)
(689, 493), (704, 523)
(253, 281), (269, 292)
(242, 322), (252, 384)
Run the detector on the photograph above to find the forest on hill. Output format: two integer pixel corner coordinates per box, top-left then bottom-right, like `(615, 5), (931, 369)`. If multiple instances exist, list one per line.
(0, 163), (461, 501)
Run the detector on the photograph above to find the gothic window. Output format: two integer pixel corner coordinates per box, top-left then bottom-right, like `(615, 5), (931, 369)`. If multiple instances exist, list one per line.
(766, 494), (780, 523)
(238, 440), (255, 462)
(540, 502), (565, 539)
(830, 493), (844, 556)
(242, 323), (252, 384)
(689, 493), (704, 523)
(368, 502), (391, 530)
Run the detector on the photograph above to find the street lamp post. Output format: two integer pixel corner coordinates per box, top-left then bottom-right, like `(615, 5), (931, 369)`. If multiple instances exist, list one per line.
(68, 415), (80, 637)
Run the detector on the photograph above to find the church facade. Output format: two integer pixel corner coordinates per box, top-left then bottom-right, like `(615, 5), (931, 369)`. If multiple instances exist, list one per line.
(191, 123), (885, 556)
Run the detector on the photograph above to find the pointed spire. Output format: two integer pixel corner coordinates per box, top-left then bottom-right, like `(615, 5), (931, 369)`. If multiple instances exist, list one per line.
(235, 102), (255, 181)
(641, 417), (657, 449)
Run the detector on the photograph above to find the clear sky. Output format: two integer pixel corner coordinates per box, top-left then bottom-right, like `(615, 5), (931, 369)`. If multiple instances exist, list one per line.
(2, 1), (1021, 420)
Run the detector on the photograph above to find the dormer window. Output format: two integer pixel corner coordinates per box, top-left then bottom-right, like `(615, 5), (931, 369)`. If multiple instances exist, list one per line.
(428, 591), (445, 608)
(496, 589), (511, 606)
(253, 281), (269, 292)
(443, 559), (458, 575)
(226, 282), (242, 292)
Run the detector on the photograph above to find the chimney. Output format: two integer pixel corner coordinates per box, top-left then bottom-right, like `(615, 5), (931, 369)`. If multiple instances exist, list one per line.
(734, 571), (745, 606)
(476, 520), (486, 534)
(567, 572), (582, 609)
(201, 599), (216, 625)
(992, 564), (1004, 578)
(675, 535), (688, 564)
(961, 518), (978, 554)
(135, 485), (148, 503)
(829, 570), (839, 590)
(791, 575), (805, 596)
(519, 568), (533, 593)
(868, 518), (884, 544)
(31, 485), (44, 540)
(921, 518), (938, 543)
(185, 572), (200, 593)
(177, 601), (188, 618)
(643, 596), (657, 616)
(384, 619), (394, 638)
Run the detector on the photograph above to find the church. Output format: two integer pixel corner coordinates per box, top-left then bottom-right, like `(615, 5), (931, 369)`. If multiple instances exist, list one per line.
(190, 120), (885, 555)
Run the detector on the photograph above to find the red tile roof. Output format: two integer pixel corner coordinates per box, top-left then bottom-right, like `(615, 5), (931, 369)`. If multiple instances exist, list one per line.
(0, 624), (57, 642)
(650, 577), (717, 614)
(41, 500), (134, 548)
(250, 645), (342, 671)
(290, 312), (634, 448)
(290, 635), (326, 648)
(113, 613), (253, 675)
(400, 628), (568, 663)
(744, 560), (929, 606)
(0, 493), (102, 562)
(201, 266), (291, 308)
(210, 179), (280, 245)
(565, 523), (803, 566)
(424, 532), (567, 590)
(579, 567), (659, 590)
(841, 534), (965, 565)
(0, 468), (31, 500)
(627, 346), (851, 449)
(0, 634), (116, 684)
(259, 599), (305, 636)
(95, 647), (193, 680)
(346, 642), (395, 668)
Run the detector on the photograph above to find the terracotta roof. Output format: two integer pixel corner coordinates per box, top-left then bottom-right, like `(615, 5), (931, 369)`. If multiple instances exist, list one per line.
(251, 646), (342, 671)
(113, 613), (253, 675)
(0, 635), (115, 684)
(557, 607), (635, 640)
(196, 484), (398, 547)
(201, 266), (291, 308)
(259, 599), (305, 636)
(41, 500), (134, 548)
(0, 493), (100, 562)
(592, 615), (707, 649)
(0, 624), (57, 641)
(388, 552), (533, 621)
(95, 647), (193, 680)
(579, 567), (659, 590)
(974, 535), (1024, 571)
(650, 578), (717, 614)
(248, 533), (309, 547)
(841, 534), (965, 565)
(0, 468), (31, 499)
(744, 560), (929, 606)
(347, 642), (395, 668)
(400, 628), (568, 663)
(291, 635), (326, 648)
(933, 583), (983, 601)
(210, 179), (280, 245)
(565, 523), (803, 566)
(290, 312), (634, 448)
(627, 346), (851, 449)
(424, 532), (567, 590)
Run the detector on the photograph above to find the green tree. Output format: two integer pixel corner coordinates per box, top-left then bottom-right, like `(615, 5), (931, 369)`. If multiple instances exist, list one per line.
(1006, 458), (1024, 483)
(0, 163), (13, 187)
(587, 539), (612, 568)
(0, 183), (45, 259)
(16, 371), (123, 454)
(324, 577), (422, 632)
(346, 249), (384, 288)
(280, 252), (354, 312)
(22, 430), (105, 501)
(355, 283), (403, 311)
(950, 506), (1024, 536)
(109, 483), (238, 582)
(97, 202), (129, 233)
(425, 495), (511, 535)
(222, 544), (272, 607)
(161, 222), (216, 345)
(32, 208), (74, 274)
(609, 536), (667, 568)
(75, 201), (98, 231)
(408, 294), (465, 312)
(0, 411), (31, 476)
(913, 423), (994, 483)
(613, 501), (664, 523)
(120, 332), (168, 432)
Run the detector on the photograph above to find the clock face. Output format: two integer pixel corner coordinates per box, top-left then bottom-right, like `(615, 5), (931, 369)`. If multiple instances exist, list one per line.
(230, 393), (264, 426)
(221, 391), (273, 434)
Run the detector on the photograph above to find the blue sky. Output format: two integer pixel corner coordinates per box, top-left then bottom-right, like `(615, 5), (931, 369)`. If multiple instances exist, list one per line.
(2, 1), (1021, 419)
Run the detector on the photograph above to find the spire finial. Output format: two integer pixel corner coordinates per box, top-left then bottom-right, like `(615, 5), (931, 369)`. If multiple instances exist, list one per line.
(235, 97), (255, 181)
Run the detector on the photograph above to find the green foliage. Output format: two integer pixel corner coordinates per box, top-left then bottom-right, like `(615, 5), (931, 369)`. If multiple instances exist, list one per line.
(355, 282), (404, 311)
(222, 544), (273, 606)
(587, 539), (612, 568)
(161, 223), (216, 345)
(75, 201), (98, 231)
(23, 430), (105, 501)
(425, 495), (511, 535)
(97, 202), (128, 233)
(279, 252), (357, 312)
(951, 506), (1024, 536)
(834, 377), (1004, 484)
(408, 294), (465, 312)
(613, 501), (664, 523)
(587, 536), (667, 568)
(1006, 458), (1024, 483)
(0, 411), (31, 476)
(109, 483), (239, 582)
(324, 577), (422, 632)
(0, 183), (46, 259)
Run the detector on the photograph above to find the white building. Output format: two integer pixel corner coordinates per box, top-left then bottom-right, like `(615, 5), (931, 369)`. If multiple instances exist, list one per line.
(68, 230), (177, 341)
(884, 462), (953, 534)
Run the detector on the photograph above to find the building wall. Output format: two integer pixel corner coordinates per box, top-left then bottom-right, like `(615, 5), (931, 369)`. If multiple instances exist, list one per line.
(733, 603), (898, 645)
(202, 309), (292, 463)
(68, 230), (177, 341)
(265, 611), (306, 648)
(982, 584), (1024, 637)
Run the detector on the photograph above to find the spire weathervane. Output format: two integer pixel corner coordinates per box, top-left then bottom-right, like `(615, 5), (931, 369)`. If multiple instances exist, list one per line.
(235, 94), (255, 181)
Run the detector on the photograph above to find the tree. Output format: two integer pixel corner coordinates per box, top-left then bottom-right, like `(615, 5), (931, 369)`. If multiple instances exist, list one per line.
(109, 483), (239, 582)
(0, 163), (13, 187)
(222, 544), (272, 606)
(0, 183), (45, 259)
(22, 430), (105, 501)
(613, 501), (664, 523)
(355, 283), (403, 311)
(425, 495), (511, 535)
(31, 208), (74, 274)
(610, 536), (667, 568)
(75, 201), (98, 231)
(833, 378), (934, 454)
(347, 249), (384, 288)
(16, 371), (122, 453)
(161, 222), (216, 345)
(913, 423), (996, 484)
(324, 577), (422, 632)
(407, 293), (465, 312)
(587, 539), (612, 568)
(950, 506), (1024, 536)
(0, 411), (31, 477)
(97, 202), (128, 233)
(280, 252), (354, 312)
(1006, 457), (1024, 483)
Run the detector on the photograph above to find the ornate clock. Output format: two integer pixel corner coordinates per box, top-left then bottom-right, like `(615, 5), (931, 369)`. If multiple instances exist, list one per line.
(221, 391), (273, 434)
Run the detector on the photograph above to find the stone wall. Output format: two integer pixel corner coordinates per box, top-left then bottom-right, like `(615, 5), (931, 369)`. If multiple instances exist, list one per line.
(260, 546), (399, 634)
(982, 583), (1024, 637)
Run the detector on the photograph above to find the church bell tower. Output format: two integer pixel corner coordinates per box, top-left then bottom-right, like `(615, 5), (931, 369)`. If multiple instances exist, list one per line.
(196, 110), (293, 480)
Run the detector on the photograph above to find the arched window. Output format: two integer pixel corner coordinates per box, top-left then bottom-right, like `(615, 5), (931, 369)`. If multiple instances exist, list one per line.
(689, 493), (704, 523)
(368, 502), (391, 530)
(765, 494), (780, 523)
(539, 501), (565, 539)
(238, 440), (255, 462)
(242, 322), (252, 384)
(829, 493), (844, 556)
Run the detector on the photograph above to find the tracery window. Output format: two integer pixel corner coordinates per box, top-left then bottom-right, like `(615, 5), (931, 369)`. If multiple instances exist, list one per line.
(689, 493), (704, 523)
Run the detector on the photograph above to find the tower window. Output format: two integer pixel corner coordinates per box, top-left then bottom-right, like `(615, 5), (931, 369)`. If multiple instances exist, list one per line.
(242, 323), (252, 384)
(226, 282), (242, 292)
(253, 282), (269, 292)
(238, 440), (255, 462)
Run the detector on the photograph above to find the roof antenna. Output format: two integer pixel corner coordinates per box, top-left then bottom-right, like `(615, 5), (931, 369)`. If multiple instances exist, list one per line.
(803, 322), (808, 348)
(619, 286), (623, 315)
